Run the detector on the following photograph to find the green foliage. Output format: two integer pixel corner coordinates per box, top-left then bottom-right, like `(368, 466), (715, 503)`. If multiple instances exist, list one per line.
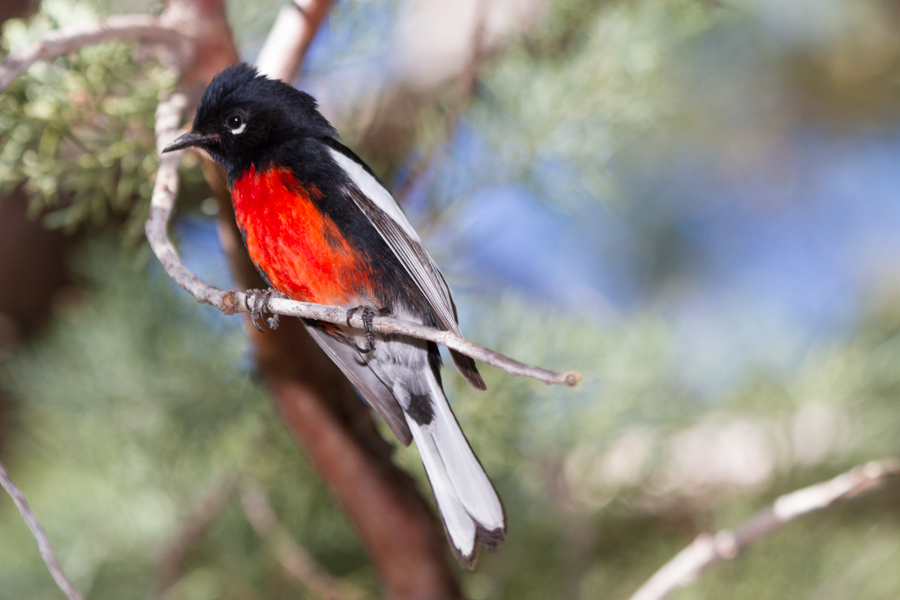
(0, 1), (175, 239)
(467, 0), (719, 209)
(3, 239), (897, 599)
(0, 241), (371, 599)
(3, 0), (900, 598)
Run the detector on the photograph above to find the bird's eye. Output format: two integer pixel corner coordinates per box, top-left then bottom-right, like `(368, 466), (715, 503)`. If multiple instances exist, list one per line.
(225, 114), (246, 134)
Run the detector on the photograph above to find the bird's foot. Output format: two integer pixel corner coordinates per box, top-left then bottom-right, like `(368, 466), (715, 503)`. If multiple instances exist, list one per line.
(346, 305), (391, 353)
(245, 288), (283, 332)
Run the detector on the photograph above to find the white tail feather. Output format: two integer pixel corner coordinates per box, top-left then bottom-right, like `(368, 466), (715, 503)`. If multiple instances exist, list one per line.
(409, 425), (477, 555)
(404, 369), (505, 561)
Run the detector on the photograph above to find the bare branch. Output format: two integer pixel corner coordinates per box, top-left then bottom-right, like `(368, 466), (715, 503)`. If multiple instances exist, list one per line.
(629, 459), (900, 600)
(146, 93), (243, 314)
(0, 459), (84, 600)
(0, 14), (192, 93)
(256, 0), (335, 83)
(146, 97), (580, 387)
(268, 296), (581, 386)
(240, 482), (372, 600)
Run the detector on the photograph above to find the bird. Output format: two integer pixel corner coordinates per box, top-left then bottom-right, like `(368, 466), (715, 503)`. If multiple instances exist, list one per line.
(163, 63), (505, 567)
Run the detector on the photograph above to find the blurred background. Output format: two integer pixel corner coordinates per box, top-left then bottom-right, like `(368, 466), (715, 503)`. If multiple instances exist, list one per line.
(2, 0), (900, 598)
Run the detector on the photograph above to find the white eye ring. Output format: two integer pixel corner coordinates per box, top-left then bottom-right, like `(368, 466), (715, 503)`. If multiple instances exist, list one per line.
(226, 114), (246, 135)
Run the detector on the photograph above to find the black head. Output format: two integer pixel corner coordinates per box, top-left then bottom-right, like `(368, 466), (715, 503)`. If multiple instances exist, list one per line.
(163, 63), (337, 179)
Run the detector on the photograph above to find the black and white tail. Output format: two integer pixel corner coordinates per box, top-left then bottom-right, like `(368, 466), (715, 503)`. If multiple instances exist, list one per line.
(403, 366), (506, 567)
(305, 323), (506, 566)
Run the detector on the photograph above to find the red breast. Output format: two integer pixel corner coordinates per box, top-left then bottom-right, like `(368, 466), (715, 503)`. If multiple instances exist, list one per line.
(232, 165), (373, 306)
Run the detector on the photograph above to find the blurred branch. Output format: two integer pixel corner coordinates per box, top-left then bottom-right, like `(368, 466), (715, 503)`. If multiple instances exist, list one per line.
(0, 14), (192, 93)
(629, 459), (900, 600)
(154, 475), (240, 596)
(240, 482), (372, 600)
(256, 0), (334, 83)
(395, 0), (489, 202)
(0, 459), (84, 600)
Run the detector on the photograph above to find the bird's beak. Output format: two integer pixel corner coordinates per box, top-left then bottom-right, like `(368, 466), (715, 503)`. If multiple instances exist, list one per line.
(162, 130), (217, 153)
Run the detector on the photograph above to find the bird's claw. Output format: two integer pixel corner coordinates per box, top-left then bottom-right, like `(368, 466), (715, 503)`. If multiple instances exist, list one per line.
(346, 305), (390, 353)
(245, 288), (282, 332)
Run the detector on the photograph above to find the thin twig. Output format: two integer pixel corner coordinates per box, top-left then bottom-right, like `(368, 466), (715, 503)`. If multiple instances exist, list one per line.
(629, 459), (900, 600)
(240, 482), (371, 600)
(0, 14), (192, 93)
(0, 459), (84, 600)
(146, 98), (580, 387)
(266, 297), (580, 385)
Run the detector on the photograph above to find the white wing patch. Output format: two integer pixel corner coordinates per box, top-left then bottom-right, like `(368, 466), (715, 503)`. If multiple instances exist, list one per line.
(328, 148), (421, 242)
(328, 144), (485, 389)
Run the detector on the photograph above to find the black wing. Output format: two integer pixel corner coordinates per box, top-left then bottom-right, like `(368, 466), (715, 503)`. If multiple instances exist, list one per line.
(326, 144), (486, 390)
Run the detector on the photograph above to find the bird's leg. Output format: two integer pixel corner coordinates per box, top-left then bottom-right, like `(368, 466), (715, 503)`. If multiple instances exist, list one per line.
(245, 288), (283, 332)
(346, 305), (390, 353)
(346, 305), (375, 352)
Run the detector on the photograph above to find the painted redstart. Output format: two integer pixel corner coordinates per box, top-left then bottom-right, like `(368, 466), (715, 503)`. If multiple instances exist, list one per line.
(163, 64), (505, 567)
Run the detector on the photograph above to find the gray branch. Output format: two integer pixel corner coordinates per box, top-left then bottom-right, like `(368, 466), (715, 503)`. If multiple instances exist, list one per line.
(0, 14), (192, 93)
(629, 459), (900, 600)
(153, 475), (239, 596)
(0, 459), (84, 600)
(240, 482), (372, 600)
